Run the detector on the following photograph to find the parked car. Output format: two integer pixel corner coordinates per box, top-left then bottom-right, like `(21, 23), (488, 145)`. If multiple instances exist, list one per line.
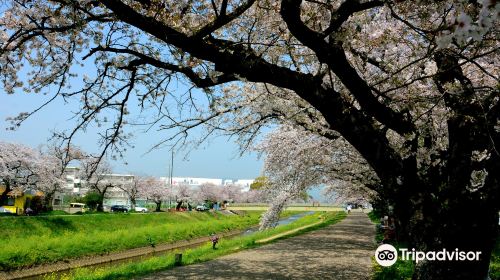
(134, 206), (148, 213)
(110, 205), (128, 213)
(195, 204), (210, 211)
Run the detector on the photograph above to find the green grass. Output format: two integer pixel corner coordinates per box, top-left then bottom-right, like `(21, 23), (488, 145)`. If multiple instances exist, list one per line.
(491, 236), (500, 280)
(0, 211), (266, 271)
(368, 211), (415, 280)
(372, 250), (414, 280)
(367, 211), (379, 223)
(38, 210), (70, 216)
(367, 211), (384, 244)
(44, 211), (346, 280)
(369, 210), (413, 280)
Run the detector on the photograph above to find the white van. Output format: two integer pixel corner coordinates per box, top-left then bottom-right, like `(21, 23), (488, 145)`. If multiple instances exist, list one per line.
(69, 203), (87, 214)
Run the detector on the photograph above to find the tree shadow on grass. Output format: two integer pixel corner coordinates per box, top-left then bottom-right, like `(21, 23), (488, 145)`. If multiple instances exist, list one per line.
(30, 217), (76, 235)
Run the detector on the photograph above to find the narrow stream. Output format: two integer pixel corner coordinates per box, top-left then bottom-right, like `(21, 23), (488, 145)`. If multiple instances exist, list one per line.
(241, 211), (315, 236)
(19, 211), (315, 280)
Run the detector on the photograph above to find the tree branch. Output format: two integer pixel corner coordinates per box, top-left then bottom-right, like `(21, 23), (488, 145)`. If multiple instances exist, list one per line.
(280, 0), (415, 135)
(323, 0), (383, 37)
(193, 0), (257, 39)
(85, 46), (237, 87)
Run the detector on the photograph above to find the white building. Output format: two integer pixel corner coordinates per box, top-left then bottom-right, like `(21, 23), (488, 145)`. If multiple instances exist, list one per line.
(161, 177), (254, 191)
(53, 166), (82, 205)
(161, 177), (222, 187)
(62, 166), (81, 193)
(98, 174), (135, 206)
(229, 179), (254, 191)
(55, 168), (136, 206)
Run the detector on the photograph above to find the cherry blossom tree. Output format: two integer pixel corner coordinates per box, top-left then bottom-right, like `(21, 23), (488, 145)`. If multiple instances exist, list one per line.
(34, 153), (65, 210)
(79, 156), (114, 211)
(0, 141), (40, 204)
(194, 182), (222, 203)
(140, 177), (170, 211)
(192, 182), (243, 205)
(118, 175), (144, 210)
(220, 183), (243, 202)
(256, 125), (378, 228)
(36, 144), (85, 210)
(1, 0), (499, 278)
(237, 189), (265, 204)
(171, 182), (194, 210)
(173, 182), (192, 200)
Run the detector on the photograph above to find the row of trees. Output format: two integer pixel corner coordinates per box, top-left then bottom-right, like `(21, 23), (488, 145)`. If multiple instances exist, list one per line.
(255, 125), (378, 229)
(0, 141), (265, 212)
(109, 180), (266, 212)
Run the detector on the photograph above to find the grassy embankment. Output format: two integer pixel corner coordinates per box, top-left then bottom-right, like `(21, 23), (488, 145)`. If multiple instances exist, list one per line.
(0, 211), (268, 271)
(44, 211), (346, 280)
(368, 212), (500, 280)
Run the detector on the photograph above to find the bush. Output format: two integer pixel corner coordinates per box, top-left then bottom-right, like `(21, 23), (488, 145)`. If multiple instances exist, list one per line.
(83, 192), (102, 211)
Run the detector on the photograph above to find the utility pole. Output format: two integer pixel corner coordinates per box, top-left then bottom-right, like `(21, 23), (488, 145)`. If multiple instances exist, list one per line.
(168, 150), (174, 209)
(170, 150), (174, 186)
(167, 162), (171, 209)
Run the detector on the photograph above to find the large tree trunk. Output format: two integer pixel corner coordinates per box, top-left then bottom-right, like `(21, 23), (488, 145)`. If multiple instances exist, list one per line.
(0, 180), (11, 206)
(411, 199), (498, 280)
(43, 192), (55, 212)
(387, 49), (499, 280)
(130, 197), (136, 210)
(389, 175), (499, 280)
(155, 201), (162, 212)
(260, 192), (290, 230)
(96, 192), (105, 212)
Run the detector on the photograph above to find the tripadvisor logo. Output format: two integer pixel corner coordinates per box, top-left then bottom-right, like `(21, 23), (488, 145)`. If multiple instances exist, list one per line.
(375, 244), (398, 267)
(375, 244), (482, 267)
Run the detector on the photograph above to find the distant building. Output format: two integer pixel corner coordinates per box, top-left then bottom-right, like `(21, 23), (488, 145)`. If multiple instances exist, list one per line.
(55, 168), (136, 206)
(98, 174), (135, 206)
(161, 177), (254, 191)
(62, 166), (81, 193)
(53, 166), (81, 206)
(222, 179), (254, 191)
(161, 177), (222, 187)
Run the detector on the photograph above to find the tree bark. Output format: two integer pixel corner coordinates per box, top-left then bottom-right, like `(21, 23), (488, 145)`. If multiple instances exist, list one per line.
(411, 198), (498, 280)
(155, 201), (162, 212)
(0, 180), (11, 206)
(130, 197), (136, 210)
(43, 192), (55, 212)
(96, 196), (104, 212)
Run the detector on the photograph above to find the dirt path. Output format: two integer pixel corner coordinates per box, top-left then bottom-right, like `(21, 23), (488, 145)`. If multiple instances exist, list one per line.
(138, 212), (375, 280)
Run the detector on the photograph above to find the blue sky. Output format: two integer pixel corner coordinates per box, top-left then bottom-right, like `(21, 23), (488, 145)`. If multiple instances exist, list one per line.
(0, 89), (264, 179)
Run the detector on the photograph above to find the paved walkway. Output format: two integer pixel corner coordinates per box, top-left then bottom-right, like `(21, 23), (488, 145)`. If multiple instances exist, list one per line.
(138, 212), (375, 280)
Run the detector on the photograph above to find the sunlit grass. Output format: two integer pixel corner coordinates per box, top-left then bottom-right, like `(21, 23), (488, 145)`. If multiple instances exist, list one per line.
(0, 211), (264, 270)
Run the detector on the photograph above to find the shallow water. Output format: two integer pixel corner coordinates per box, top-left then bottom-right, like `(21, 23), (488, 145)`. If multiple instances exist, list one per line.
(242, 211), (315, 235)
